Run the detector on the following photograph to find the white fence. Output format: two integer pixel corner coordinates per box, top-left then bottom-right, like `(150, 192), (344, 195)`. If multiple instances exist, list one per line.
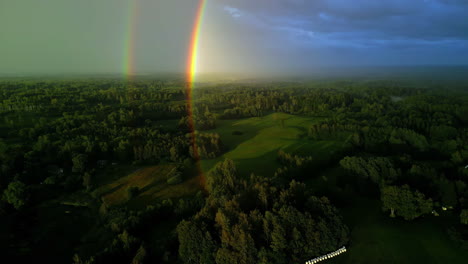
(305, 246), (347, 264)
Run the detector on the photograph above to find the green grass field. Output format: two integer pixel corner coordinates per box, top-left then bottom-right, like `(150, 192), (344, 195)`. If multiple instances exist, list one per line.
(329, 197), (468, 264)
(201, 113), (344, 177)
(94, 164), (200, 209)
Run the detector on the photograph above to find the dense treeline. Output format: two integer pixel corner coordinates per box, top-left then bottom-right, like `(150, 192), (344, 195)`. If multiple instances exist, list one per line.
(177, 160), (349, 264)
(0, 78), (467, 262)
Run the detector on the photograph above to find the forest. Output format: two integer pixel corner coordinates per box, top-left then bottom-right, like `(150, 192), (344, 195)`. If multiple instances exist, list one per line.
(0, 77), (467, 264)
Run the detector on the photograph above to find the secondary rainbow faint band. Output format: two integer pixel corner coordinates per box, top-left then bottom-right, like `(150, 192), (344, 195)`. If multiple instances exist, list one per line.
(186, 0), (207, 185)
(123, 0), (138, 80)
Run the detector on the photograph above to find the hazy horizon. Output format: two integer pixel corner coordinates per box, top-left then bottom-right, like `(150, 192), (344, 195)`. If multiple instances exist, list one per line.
(2, 65), (468, 82)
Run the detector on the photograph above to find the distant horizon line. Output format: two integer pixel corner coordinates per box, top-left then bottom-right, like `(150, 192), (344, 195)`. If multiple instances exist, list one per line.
(2, 64), (468, 79)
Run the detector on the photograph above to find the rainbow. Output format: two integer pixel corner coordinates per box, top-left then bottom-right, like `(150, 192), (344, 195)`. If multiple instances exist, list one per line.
(186, 0), (207, 126)
(122, 0), (208, 185)
(186, 0), (207, 186)
(187, 0), (207, 84)
(123, 0), (138, 80)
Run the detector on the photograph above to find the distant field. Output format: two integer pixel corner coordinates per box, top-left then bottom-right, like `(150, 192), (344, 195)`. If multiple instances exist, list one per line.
(94, 164), (200, 208)
(201, 113), (345, 177)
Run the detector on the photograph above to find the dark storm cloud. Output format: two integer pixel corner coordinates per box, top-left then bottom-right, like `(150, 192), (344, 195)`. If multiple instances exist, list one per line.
(210, 0), (468, 68)
(220, 0), (468, 42)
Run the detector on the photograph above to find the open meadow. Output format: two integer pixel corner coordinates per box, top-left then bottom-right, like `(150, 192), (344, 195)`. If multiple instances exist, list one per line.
(201, 112), (345, 177)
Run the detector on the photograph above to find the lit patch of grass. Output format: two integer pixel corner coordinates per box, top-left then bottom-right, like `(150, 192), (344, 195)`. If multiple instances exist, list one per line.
(201, 113), (343, 177)
(94, 164), (201, 208)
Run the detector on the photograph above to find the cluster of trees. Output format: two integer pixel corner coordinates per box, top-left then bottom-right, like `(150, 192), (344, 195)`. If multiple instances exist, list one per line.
(339, 154), (463, 221)
(277, 150), (313, 168)
(0, 81), (199, 207)
(339, 156), (400, 187)
(72, 192), (206, 264)
(274, 150), (316, 182)
(219, 106), (264, 119)
(177, 159), (349, 264)
(179, 107), (216, 131)
(381, 185), (433, 220)
(2, 181), (29, 209)
(308, 120), (359, 140)
(190, 132), (224, 159)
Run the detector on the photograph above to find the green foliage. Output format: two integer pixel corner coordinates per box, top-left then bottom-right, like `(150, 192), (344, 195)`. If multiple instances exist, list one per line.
(83, 172), (92, 189)
(277, 150), (312, 167)
(190, 132), (224, 159)
(381, 185), (433, 220)
(461, 209), (468, 225)
(167, 174), (182, 185)
(2, 180), (28, 209)
(389, 128), (429, 152)
(44, 176), (57, 185)
(72, 254), (95, 264)
(179, 108), (216, 130)
(178, 160), (349, 264)
(177, 220), (217, 264)
(436, 177), (457, 207)
(170, 146), (180, 162)
(132, 244), (147, 264)
(72, 154), (87, 173)
(340, 156), (400, 186)
(174, 192), (205, 215)
(117, 230), (138, 251)
(206, 159), (242, 199)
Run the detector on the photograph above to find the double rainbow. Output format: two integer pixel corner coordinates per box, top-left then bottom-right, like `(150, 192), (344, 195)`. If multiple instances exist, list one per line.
(123, 0), (208, 184)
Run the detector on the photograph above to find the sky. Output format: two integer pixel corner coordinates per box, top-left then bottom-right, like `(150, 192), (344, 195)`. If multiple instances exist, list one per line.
(1, 0), (467, 75)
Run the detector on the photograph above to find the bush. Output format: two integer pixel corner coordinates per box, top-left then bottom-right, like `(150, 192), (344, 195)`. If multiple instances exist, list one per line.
(127, 186), (140, 199)
(232, 131), (243, 135)
(2, 181), (29, 210)
(167, 175), (182, 185)
(44, 176), (57, 185)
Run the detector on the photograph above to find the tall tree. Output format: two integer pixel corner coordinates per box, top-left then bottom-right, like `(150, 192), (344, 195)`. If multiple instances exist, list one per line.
(381, 185), (433, 220)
